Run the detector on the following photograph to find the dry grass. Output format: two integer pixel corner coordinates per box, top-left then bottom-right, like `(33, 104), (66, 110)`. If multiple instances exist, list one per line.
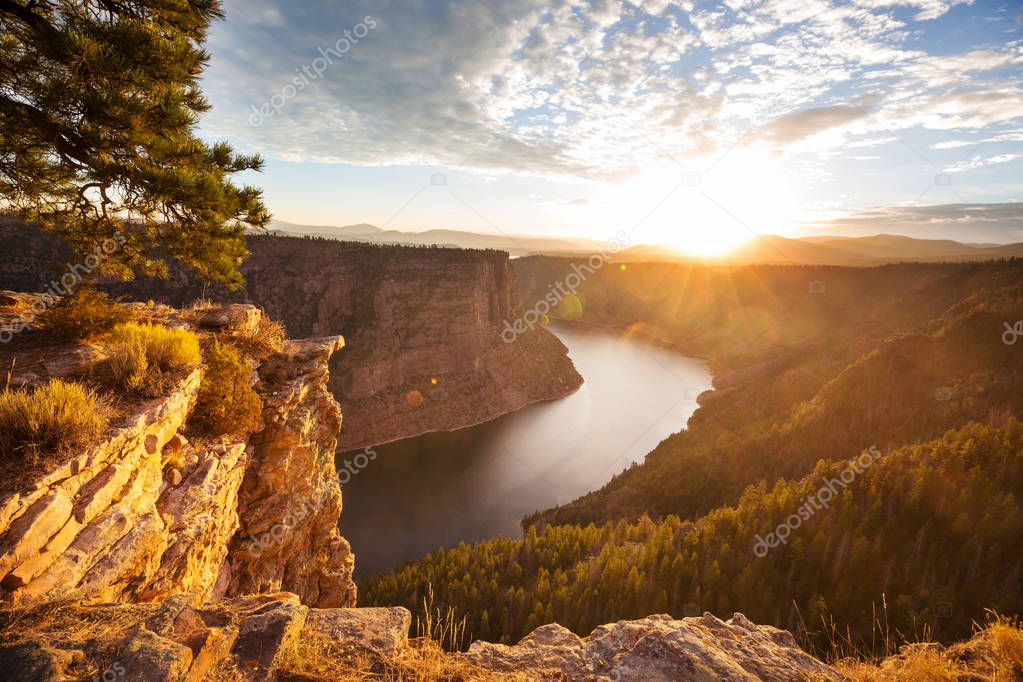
(278, 629), (385, 681)
(836, 647), (969, 681)
(835, 615), (1023, 682)
(0, 598), (157, 680)
(105, 321), (201, 396)
(226, 313), (287, 358)
(989, 617), (1023, 668)
(414, 585), (470, 652)
(279, 628), (539, 681)
(37, 288), (134, 341)
(189, 297), (218, 312)
(0, 378), (109, 470)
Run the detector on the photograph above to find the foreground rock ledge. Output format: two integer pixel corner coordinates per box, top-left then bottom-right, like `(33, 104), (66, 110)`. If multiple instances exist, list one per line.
(0, 594), (850, 681)
(464, 612), (846, 681)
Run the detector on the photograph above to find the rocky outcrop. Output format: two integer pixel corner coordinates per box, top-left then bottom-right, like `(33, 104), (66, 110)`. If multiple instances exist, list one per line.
(0, 300), (356, 608)
(0, 221), (583, 450)
(0, 591), (411, 682)
(0, 593), (855, 681)
(464, 612), (847, 681)
(226, 336), (356, 607)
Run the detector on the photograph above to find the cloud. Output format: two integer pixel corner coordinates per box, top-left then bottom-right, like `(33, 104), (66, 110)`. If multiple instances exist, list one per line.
(197, 0), (1023, 185)
(945, 153), (1023, 173)
(761, 97), (879, 145)
(804, 202), (1023, 242)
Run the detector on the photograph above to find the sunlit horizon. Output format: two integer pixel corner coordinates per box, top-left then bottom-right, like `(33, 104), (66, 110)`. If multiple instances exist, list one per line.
(203, 0), (1023, 249)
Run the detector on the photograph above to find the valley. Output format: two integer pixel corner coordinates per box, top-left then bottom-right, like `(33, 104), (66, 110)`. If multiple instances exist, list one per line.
(2, 0), (1022, 678)
(340, 322), (712, 576)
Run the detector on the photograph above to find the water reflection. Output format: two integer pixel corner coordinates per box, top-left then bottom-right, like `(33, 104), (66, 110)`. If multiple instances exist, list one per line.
(338, 322), (713, 577)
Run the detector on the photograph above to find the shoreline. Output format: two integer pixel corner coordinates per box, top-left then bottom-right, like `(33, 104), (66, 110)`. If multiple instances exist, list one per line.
(543, 316), (712, 361)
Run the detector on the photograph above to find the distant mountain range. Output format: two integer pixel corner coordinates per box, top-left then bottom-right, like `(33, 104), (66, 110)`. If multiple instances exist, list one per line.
(716, 233), (1023, 265)
(267, 220), (1023, 265)
(267, 220), (603, 257)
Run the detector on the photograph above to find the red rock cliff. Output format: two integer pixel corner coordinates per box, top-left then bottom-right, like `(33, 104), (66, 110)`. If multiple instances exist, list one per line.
(0, 221), (583, 451)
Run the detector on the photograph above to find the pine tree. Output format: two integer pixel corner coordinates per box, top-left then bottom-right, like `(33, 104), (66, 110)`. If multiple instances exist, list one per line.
(0, 0), (269, 288)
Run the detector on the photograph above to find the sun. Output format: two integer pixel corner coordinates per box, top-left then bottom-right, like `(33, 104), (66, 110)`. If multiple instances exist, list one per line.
(600, 149), (798, 258)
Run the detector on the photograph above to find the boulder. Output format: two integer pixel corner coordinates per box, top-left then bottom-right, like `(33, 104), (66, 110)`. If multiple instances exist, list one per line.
(229, 596), (308, 674)
(199, 304), (261, 334)
(303, 606), (411, 657)
(464, 612), (848, 681)
(121, 625), (194, 682)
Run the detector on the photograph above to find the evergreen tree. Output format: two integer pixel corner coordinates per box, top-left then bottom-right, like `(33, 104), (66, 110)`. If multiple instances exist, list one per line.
(0, 0), (269, 288)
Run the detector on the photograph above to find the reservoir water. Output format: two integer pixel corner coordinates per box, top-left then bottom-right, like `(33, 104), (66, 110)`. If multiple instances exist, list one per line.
(338, 322), (713, 577)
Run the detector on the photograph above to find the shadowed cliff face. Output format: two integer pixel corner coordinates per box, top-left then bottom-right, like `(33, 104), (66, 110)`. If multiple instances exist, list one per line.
(0, 222), (582, 451)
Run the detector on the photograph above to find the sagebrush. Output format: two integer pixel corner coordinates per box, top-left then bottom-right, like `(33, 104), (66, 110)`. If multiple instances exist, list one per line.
(0, 379), (109, 465)
(106, 322), (201, 396)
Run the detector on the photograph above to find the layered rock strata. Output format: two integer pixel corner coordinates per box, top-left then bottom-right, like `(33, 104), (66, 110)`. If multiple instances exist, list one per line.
(0, 300), (355, 608)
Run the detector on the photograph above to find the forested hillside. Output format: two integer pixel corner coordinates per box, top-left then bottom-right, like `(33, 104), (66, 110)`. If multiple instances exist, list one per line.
(362, 420), (1023, 650)
(362, 259), (1023, 651)
(516, 258), (1023, 526)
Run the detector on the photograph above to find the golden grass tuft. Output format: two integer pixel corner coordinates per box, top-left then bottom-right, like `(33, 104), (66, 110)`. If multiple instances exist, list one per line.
(0, 379), (109, 467)
(835, 615), (1023, 682)
(279, 625), (540, 681)
(188, 297), (217, 311)
(106, 321), (200, 396)
(835, 648), (968, 682)
(984, 615), (1023, 681)
(38, 288), (134, 341)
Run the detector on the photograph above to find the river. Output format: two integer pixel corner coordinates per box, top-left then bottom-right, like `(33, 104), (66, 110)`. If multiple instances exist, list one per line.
(337, 322), (713, 577)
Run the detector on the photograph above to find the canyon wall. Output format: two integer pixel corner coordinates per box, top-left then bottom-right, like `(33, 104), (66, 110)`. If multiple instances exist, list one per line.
(0, 220), (583, 451)
(0, 301), (356, 608)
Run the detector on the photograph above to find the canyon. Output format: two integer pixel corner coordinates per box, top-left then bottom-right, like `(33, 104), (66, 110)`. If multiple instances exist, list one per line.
(0, 219), (583, 451)
(0, 295), (853, 681)
(0, 290), (1016, 680)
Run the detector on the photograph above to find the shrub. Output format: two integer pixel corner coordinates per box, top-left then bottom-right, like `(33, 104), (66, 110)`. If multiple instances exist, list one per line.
(0, 379), (109, 466)
(192, 340), (262, 437)
(106, 322), (201, 396)
(229, 314), (288, 357)
(38, 288), (134, 341)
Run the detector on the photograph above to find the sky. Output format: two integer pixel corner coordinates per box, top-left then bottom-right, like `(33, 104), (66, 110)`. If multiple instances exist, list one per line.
(198, 0), (1023, 254)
